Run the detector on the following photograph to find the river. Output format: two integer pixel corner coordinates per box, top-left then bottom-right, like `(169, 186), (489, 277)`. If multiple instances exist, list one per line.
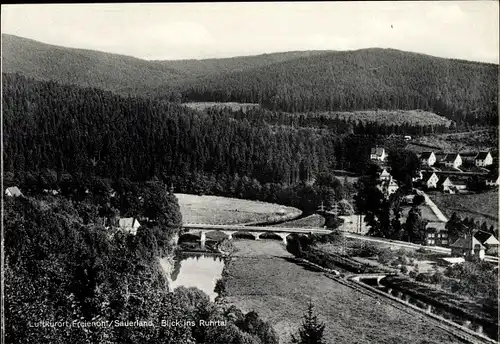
(160, 252), (225, 301)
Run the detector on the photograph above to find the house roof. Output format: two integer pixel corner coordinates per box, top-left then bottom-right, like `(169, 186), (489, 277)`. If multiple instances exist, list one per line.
(371, 147), (385, 156)
(450, 235), (485, 250)
(426, 222), (447, 231)
(475, 231), (499, 245)
(443, 153), (460, 162)
(420, 152), (434, 159)
(475, 152), (491, 160)
(434, 153), (446, 161)
(5, 186), (22, 196)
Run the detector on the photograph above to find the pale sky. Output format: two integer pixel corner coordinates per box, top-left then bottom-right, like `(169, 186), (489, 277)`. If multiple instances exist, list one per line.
(1, 2), (499, 63)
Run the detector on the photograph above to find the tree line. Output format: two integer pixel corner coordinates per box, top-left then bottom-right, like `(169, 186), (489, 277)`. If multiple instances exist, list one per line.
(4, 73), (374, 209)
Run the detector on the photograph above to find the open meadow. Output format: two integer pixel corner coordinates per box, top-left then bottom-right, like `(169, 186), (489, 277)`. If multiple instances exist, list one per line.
(182, 101), (260, 112)
(429, 190), (498, 228)
(175, 193), (302, 225)
(410, 129), (498, 152)
(271, 214), (325, 228)
(319, 109), (452, 126)
(224, 240), (460, 344)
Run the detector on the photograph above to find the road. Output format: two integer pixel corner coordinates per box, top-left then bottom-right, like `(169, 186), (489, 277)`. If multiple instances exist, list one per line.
(183, 223), (498, 263)
(415, 189), (448, 222)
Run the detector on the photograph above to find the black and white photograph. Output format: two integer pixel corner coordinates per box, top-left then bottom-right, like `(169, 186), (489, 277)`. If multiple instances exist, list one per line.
(1, 2), (499, 344)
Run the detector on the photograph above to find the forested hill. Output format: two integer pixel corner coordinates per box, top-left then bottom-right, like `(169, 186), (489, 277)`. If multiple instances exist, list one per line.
(150, 50), (331, 78)
(1, 34), (327, 95)
(1, 34), (184, 95)
(3, 34), (498, 125)
(3, 73), (390, 183)
(159, 48), (498, 126)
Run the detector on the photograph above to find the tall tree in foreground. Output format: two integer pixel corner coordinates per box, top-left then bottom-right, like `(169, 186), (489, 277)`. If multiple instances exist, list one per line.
(291, 301), (326, 344)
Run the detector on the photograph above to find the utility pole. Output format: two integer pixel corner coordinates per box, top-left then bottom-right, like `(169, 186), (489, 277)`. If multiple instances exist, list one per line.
(331, 201), (339, 217)
(318, 201), (325, 213)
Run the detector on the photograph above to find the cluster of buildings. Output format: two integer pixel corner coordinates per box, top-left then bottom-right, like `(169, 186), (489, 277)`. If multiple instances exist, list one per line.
(419, 151), (494, 169)
(369, 147), (499, 195)
(369, 147), (400, 197)
(426, 222), (498, 261)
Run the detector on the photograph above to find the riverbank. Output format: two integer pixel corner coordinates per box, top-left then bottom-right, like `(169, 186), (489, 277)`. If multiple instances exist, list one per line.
(221, 240), (459, 344)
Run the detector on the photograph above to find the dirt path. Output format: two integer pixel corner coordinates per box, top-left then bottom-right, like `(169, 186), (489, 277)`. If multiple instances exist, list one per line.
(417, 190), (448, 222)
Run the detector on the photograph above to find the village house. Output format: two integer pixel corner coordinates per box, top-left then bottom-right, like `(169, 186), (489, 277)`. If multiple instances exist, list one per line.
(425, 222), (449, 246)
(370, 147), (387, 162)
(442, 153), (462, 169)
(437, 176), (453, 193)
(419, 152), (436, 167)
(475, 151), (493, 167)
(5, 186), (23, 197)
(450, 234), (485, 260)
(485, 173), (499, 187)
(377, 177), (399, 197)
(118, 217), (141, 235)
(379, 168), (391, 181)
(449, 177), (467, 192)
(422, 172), (439, 189)
(474, 231), (499, 255)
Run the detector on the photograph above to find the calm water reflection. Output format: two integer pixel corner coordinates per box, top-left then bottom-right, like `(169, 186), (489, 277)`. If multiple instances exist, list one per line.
(168, 254), (225, 301)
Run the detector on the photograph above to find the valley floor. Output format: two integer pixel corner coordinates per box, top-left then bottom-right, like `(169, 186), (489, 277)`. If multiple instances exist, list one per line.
(224, 240), (460, 344)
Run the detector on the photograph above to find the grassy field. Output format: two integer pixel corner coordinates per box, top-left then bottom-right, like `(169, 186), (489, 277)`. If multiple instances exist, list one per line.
(272, 214), (325, 228)
(428, 190), (498, 228)
(183, 102), (260, 112)
(175, 193), (301, 225)
(224, 241), (460, 344)
(411, 129), (498, 152)
(306, 109), (452, 126)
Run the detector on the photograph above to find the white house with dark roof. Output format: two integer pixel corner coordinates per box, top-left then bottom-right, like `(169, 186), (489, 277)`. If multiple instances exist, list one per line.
(437, 176), (454, 193)
(370, 147), (387, 162)
(443, 153), (462, 168)
(419, 152), (436, 166)
(475, 151), (493, 167)
(379, 168), (391, 181)
(422, 172), (439, 189)
(5, 186), (23, 197)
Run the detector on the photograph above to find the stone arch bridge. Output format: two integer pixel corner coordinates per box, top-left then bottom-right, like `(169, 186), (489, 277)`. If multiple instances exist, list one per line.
(178, 223), (332, 246)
